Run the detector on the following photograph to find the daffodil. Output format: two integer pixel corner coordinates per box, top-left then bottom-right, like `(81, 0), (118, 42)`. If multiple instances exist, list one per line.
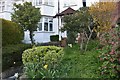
(44, 64), (48, 69)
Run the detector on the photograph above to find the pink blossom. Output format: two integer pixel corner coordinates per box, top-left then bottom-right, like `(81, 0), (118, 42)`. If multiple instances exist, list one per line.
(109, 49), (115, 55)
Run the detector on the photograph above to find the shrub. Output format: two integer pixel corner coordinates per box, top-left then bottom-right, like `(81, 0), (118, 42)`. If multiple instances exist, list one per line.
(50, 35), (59, 42)
(87, 40), (99, 51)
(2, 44), (31, 71)
(22, 46), (64, 79)
(1, 18), (24, 46)
(98, 27), (120, 79)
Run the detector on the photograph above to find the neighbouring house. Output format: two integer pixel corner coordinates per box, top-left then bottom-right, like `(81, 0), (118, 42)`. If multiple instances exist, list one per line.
(112, 1), (120, 27)
(0, 0), (98, 44)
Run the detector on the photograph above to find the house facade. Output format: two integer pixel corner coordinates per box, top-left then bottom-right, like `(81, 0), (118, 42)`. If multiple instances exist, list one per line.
(0, 0), (98, 44)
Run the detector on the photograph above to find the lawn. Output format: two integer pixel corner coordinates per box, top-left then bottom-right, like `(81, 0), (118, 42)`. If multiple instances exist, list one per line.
(62, 44), (101, 78)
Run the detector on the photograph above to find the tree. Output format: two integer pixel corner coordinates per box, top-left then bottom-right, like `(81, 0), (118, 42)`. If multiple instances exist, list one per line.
(89, 2), (116, 36)
(61, 7), (96, 51)
(12, 2), (41, 44)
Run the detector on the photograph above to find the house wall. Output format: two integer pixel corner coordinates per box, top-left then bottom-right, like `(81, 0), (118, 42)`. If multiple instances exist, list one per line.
(0, 0), (99, 44)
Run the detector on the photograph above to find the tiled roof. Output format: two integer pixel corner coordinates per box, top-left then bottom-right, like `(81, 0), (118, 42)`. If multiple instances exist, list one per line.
(53, 7), (76, 18)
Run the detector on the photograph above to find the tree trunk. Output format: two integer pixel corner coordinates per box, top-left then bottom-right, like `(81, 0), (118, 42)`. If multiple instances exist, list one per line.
(80, 33), (84, 51)
(84, 31), (93, 52)
(84, 26), (93, 52)
(29, 31), (34, 44)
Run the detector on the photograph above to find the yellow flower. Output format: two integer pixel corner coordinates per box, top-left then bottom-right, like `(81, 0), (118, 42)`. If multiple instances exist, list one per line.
(43, 65), (48, 69)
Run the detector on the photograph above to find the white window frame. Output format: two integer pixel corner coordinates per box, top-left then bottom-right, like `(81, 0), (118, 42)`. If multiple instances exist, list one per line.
(34, 0), (42, 6)
(64, 0), (76, 7)
(44, 0), (53, 6)
(43, 17), (53, 32)
(0, 1), (5, 12)
(37, 17), (53, 32)
(44, 17), (49, 31)
(38, 18), (43, 31)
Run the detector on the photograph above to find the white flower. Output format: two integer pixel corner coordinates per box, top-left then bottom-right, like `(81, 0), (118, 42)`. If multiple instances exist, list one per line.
(68, 44), (72, 47)
(14, 73), (18, 78)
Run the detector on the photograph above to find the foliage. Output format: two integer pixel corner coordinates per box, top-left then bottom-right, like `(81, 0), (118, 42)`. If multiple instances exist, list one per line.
(97, 27), (120, 78)
(22, 46), (65, 79)
(2, 44), (32, 71)
(61, 7), (92, 43)
(1, 18), (23, 46)
(63, 44), (101, 78)
(62, 7), (97, 51)
(86, 40), (99, 51)
(66, 31), (77, 44)
(12, 2), (41, 44)
(62, 7), (92, 32)
(50, 35), (59, 42)
(89, 2), (116, 33)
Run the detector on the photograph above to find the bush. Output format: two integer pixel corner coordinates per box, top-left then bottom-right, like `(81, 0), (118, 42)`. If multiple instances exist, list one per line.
(87, 40), (99, 51)
(1, 18), (24, 46)
(98, 27), (120, 79)
(50, 35), (59, 42)
(22, 46), (64, 79)
(2, 44), (31, 71)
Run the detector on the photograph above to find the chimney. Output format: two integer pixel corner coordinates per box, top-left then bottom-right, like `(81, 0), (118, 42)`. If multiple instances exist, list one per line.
(83, 0), (86, 7)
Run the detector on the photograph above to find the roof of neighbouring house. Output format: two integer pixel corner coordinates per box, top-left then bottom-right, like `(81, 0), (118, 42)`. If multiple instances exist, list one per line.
(53, 7), (76, 18)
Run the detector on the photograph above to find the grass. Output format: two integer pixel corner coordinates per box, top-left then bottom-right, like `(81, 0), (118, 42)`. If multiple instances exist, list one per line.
(62, 43), (101, 78)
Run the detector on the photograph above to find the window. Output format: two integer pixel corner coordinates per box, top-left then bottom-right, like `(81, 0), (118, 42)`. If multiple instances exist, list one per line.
(35, 0), (42, 6)
(38, 18), (43, 31)
(49, 19), (53, 31)
(64, 0), (76, 7)
(44, 17), (53, 31)
(0, 1), (5, 12)
(44, 22), (48, 31)
(38, 23), (42, 31)
(44, 0), (53, 6)
(49, 23), (53, 31)
(2, 5), (5, 11)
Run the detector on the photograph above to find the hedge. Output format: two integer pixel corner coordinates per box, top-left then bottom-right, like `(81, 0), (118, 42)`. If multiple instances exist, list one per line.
(1, 18), (24, 46)
(22, 46), (64, 78)
(2, 44), (32, 71)
(50, 35), (59, 42)
(22, 46), (63, 65)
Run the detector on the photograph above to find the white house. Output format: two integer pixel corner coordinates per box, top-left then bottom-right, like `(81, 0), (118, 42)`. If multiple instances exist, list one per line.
(0, 0), (99, 44)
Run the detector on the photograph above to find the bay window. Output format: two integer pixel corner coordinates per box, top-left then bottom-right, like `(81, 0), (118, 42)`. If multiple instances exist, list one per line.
(38, 17), (53, 32)
(44, 17), (53, 31)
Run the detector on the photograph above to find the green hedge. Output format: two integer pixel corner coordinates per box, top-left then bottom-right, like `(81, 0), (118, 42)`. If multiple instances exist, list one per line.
(22, 46), (63, 65)
(2, 44), (32, 71)
(50, 35), (59, 42)
(1, 18), (24, 46)
(22, 46), (64, 78)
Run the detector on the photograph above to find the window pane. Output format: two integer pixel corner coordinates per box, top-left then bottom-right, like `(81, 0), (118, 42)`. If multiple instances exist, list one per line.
(2, 6), (5, 11)
(49, 23), (53, 31)
(0, 6), (1, 12)
(2, 2), (5, 5)
(38, 0), (42, 5)
(49, 1), (53, 6)
(44, 22), (48, 31)
(44, 0), (48, 5)
(49, 18), (53, 22)
(39, 23), (42, 31)
(40, 18), (43, 22)
(44, 17), (48, 22)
